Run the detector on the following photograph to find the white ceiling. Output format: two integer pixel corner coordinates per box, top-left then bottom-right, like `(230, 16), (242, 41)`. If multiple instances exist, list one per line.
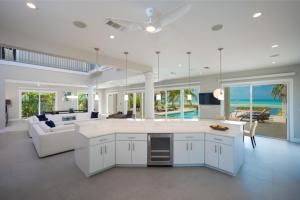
(1, 0), (300, 82)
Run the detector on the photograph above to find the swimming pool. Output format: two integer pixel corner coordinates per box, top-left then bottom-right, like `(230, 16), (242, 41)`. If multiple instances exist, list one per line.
(167, 111), (199, 119)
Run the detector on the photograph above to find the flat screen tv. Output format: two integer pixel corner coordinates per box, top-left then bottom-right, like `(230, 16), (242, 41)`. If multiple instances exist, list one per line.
(199, 93), (220, 105)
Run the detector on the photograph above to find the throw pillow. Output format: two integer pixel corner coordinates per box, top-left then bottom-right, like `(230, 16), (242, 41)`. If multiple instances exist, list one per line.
(45, 120), (56, 128)
(36, 113), (48, 121)
(91, 112), (99, 118)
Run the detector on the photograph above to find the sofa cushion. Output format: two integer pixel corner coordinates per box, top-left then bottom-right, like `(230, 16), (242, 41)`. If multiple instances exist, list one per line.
(91, 112), (99, 119)
(36, 113), (48, 121)
(50, 124), (75, 132)
(39, 122), (51, 133)
(45, 120), (56, 128)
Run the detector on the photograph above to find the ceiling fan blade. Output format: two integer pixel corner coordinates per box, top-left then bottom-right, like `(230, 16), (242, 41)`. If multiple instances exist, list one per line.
(156, 4), (191, 28)
(105, 17), (144, 31)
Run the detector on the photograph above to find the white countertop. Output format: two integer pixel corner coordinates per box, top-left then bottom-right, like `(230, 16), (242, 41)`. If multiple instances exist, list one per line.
(75, 119), (246, 139)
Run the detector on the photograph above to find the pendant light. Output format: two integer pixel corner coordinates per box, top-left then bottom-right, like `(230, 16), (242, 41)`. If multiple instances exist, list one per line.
(155, 51), (161, 101)
(187, 51), (192, 101)
(94, 48), (100, 101)
(213, 48), (224, 100)
(124, 51), (129, 101)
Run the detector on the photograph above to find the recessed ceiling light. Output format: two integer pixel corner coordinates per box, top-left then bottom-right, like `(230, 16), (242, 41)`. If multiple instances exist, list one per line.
(73, 21), (87, 29)
(272, 61), (276, 64)
(146, 25), (156, 33)
(211, 24), (223, 31)
(26, 2), (37, 9)
(271, 44), (279, 48)
(109, 35), (115, 39)
(253, 12), (262, 18)
(270, 54), (280, 58)
(178, 64), (182, 67)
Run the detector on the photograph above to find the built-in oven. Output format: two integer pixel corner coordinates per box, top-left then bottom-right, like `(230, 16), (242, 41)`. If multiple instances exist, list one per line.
(147, 133), (173, 166)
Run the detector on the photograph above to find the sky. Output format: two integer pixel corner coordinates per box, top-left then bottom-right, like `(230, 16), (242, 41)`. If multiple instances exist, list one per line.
(230, 85), (280, 101)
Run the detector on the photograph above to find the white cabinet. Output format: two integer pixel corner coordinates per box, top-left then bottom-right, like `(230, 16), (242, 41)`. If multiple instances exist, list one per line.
(116, 134), (147, 165)
(116, 141), (131, 165)
(131, 141), (147, 165)
(204, 141), (219, 168)
(173, 134), (204, 165)
(103, 141), (115, 169)
(218, 144), (234, 172)
(174, 141), (189, 164)
(89, 140), (115, 174)
(205, 135), (234, 173)
(75, 133), (115, 177)
(189, 140), (205, 164)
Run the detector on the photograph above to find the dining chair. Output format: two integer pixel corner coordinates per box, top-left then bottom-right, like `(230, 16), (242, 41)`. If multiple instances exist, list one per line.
(244, 121), (258, 148)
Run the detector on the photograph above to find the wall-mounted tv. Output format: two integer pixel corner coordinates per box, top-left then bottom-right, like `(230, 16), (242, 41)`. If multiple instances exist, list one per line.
(199, 93), (220, 105)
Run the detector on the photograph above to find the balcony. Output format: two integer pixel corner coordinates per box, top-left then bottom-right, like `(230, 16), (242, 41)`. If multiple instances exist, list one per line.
(0, 45), (112, 73)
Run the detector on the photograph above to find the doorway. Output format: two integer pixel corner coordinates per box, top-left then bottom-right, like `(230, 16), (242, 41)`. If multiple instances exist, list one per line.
(224, 80), (291, 140)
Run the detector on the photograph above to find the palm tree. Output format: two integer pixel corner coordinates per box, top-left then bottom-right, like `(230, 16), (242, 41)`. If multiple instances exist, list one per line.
(271, 84), (287, 116)
(184, 89), (197, 106)
(167, 90), (180, 109)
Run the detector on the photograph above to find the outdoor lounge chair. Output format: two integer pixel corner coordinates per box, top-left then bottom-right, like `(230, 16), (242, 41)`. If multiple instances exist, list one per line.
(238, 109), (270, 122)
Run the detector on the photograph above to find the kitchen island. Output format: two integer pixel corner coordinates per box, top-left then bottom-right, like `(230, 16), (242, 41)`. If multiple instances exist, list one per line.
(74, 119), (246, 177)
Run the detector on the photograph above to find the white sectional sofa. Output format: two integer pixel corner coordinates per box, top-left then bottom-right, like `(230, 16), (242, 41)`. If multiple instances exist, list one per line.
(28, 112), (103, 157)
(31, 123), (75, 157)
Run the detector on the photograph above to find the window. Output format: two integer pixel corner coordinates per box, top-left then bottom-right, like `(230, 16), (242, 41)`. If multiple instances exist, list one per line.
(78, 92), (88, 111)
(154, 91), (166, 119)
(21, 91), (56, 118)
(184, 88), (199, 119)
(154, 87), (200, 119)
(166, 90), (181, 119)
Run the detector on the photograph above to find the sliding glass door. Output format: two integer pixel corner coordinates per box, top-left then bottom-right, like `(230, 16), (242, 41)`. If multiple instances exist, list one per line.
(252, 84), (287, 139)
(224, 83), (288, 139)
(21, 91), (56, 118)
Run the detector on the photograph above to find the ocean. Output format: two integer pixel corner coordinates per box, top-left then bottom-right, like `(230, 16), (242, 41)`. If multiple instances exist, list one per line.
(230, 99), (284, 115)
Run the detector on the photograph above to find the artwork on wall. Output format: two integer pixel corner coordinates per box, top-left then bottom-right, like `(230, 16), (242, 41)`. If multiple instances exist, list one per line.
(63, 91), (72, 102)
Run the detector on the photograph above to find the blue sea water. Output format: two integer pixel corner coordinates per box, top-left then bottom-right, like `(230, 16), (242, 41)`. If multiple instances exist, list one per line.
(230, 99), (283, 115)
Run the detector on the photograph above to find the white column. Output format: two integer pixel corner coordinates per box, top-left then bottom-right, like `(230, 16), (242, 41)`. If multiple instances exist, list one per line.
(180, 89), (184, 119)
(144, 72), (154, 119)
(100, 90), (107, 114)
(88, 86), (94, 113)
(0, 79), (5, 129)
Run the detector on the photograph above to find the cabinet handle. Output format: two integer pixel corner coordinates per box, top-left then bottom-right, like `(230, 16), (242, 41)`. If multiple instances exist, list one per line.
(105, 145), (107, 154)
(100, 146), (103, 155)
(128, 143), (130, 151)
(220, 146), (222, 155)
(190, 142), (193, 151)
(133, 142), (135, 151)
(214, 145), (217, 153)
(186, 143), (189, 151)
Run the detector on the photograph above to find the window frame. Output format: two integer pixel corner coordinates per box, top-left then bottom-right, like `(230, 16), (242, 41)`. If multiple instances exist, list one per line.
(19, 89), (57, 119)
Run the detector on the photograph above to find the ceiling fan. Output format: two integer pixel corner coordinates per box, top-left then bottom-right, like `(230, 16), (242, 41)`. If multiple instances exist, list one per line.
(105, 4), (191, 33)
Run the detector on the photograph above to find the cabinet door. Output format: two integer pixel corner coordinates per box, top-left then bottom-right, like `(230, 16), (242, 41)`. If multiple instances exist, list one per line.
(131, 141), (147, 165)
(174, 141), (189, 165)
(103, 141), (115, 169)
(89, 144), (103, 173)
(218, 144), (234, 173)
(116, 141), (132, 165)
(189, 140), (204, 164)
(205, 141), (219, 168)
